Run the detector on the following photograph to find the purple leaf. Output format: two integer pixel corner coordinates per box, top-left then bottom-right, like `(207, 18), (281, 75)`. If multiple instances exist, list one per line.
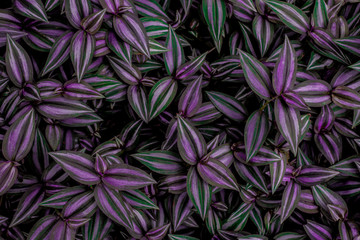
(2, 107), (37, 161)
(273, 36), (297, 95)
(177, 116), (207, 165)
(70, 30), (95, 81)
(244, 110), (270, 161)
(274, 98), (300, 155)
(197, 158), (239, 191)
(49, 151), (100, 185)
(5, 34), (33, 87)
(102, 163), (156, 190)
(0, 161), (18, 196)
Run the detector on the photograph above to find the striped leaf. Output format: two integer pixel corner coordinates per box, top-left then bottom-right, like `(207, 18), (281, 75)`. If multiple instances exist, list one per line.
(63, 80), (104, 100)
(311, 185), (347, 219)
(313, 0), (328, 28)
(252, 15), (274, 57)
(82, 210), (112, 240)
(332, 86), (360, 109)
(330, 156), (360, 178)
(107, 55), (142, 85)
(202, 0), (226, 52)
(274, 98), (300, 155)
(0, 162), (18, 196)
(234, 161), (268, 194)
(187, 167), (212, 219)
(81, 9), (106, 35)
(198, 158), (239, 191)
(178, 75), (203, 118)
(164, 26), (185, 75)
(40, 186), (87, 209)
(314, 105), (334, 133)
(62, 191), (97, 221)
(223, 202), (253, 231)
(127, 85), (149, 122)
(102, 163), (156, 191)
(148, 77), (178, 120)
(36, 97), (94, 120)
(27, 215), (57, 240)
(172, 192), (193, 231)
(149, 39), (169, 55)
(106, 32), (132, 65)
(176, 52), (208, 80)
(41, 31), (74, 76)
(296, 165), (339, 186)
(122, 190), (158, 210)
(314, 131), (342, 164)
(131, 151), (184, 175)
(190, 102), (222, 126)
(207, 91), (247, 121)
(169, 235), (200, 240)
(10, 185), (45, 227)
(134, 0), (170, 21)
(280, 180), (301, 223)
(244, 110), (270, 161)
(270, 154), (286, 193)
(239, 50), (272, 99)
(273, 35), (297, 96)
(177, 116), (206, 165)
(113, 13), (150, 58)
(349, 60), (360, 72)
(49, 151), (100, 185)
(265, 0), (310, 34)
(335, 36), (360, 57)
(308, 28), (350, 65)
(94, 184), (134, 229)
(70, 30), (95, 81)
(146, 224), (171, 240)
(2, 108), (36, 161)
(293, 80), (332, 107)
(141, 17), (169, 38)
(14, 0), (48, 22)
(5, 34), (33, 87)
(274, 232), (306, 240)
(65, 0), (92, 29)
(83, 75), (127, 102)
(281, 91), (309, 111)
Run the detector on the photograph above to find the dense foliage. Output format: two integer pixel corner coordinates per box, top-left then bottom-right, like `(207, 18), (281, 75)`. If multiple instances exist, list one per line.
(1, 0), (360, 239)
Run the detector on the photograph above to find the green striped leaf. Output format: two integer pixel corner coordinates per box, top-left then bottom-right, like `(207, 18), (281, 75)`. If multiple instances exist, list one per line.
(274, 98), (300, 155)
(235, 161), (269, 194)
(148, 77), (178, 120)
(239, 50), (272, 99)
(198, 158), (239, 191)
(70, 30), (95, 81)
(94, 184), (134, 229)
(280, 180), (301, 223)
(122, 190), (158, 210)
(270, 153), (286, 193)
(223, 202), (254, 231)
(207, 91), (247, 121)
(131, 151), (184, 175)
(164, 26), (185, 75)
(202, 0), (226, 52)
(140, 17), (169, 38)
(244, 110), (270, 161)
(252, 15), (274, 57)
(265, 0), (310, 34)
(40, 186), (87, 209)
(82, 210), (112, 240)
(186, 167), (212, 220)
(41, 31), (74, 76)
(177, 116), (207, 165)
(313, 0), (328, 28)
(127, 85), (149, 123)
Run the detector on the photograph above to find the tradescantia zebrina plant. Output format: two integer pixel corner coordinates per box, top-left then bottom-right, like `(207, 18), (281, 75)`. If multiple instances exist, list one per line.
(1, 0), (360, 239)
